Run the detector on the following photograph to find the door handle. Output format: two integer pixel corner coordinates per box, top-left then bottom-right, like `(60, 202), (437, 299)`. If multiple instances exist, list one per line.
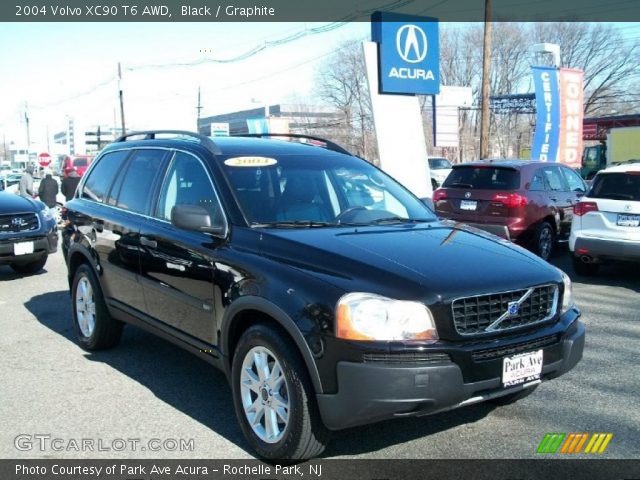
(140, 236), (157, 248)
(549, 197), (558, 202)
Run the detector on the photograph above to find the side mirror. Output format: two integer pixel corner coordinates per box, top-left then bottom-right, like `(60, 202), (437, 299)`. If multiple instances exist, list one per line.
(171, 204), (226, 236)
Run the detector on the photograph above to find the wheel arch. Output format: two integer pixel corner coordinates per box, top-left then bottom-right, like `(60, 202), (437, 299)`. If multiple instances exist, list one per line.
(221, 297), (324, 394)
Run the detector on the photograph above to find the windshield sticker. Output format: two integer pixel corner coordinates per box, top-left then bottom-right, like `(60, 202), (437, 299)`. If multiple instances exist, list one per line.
(224, 156), (278, 167)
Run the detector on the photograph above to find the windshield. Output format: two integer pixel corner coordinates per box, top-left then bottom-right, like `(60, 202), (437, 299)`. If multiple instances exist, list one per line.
(73, 158), (89, 167)
(443, 166), (520, 190)
(589, 172), (640, 201)
(429, 158), (452, 170)
(220, 153), (436, 226)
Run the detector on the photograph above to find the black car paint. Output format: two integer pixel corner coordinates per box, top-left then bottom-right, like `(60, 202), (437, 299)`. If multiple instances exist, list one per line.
(0, 191), (58, 265)
(64, 137), (584, 430)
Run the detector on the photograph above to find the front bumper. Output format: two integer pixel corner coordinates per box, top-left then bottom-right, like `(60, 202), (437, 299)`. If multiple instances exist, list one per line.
(573, 235), (640, 262)
(0, 228), (58, 265)
(316, 318), (585, 430)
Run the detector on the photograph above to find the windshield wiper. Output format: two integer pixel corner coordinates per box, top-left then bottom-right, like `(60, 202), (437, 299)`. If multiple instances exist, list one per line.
(369, 217), (432, 225)
(449, 182), (474, 188)
(251, 220), (339, 228)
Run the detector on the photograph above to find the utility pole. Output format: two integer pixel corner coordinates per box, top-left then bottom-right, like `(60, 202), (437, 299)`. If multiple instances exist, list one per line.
(479, 0), (493, 159)
(118, 62), (126, 135)
(24, 102), (31, 150)
(46, 125), (50, 152)
(196, 86), (202, 132)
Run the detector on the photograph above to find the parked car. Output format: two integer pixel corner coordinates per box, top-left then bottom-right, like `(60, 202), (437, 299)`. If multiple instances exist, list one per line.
(0, 191), (58, 273)
(569, 162), (640, 275)
(62, 155), (94, 177)
(428, 156), (453, 190)
(433, 160), (588, 260)
(64, 131), (584, 460)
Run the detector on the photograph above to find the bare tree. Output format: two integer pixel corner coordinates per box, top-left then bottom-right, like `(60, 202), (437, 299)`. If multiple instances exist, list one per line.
(314, 41), (378, 162)
(533, 23), (640, 115)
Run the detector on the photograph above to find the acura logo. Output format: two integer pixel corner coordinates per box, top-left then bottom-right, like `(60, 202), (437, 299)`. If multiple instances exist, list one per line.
(396, 24), (428, 63)
(11, 217), (26, 228)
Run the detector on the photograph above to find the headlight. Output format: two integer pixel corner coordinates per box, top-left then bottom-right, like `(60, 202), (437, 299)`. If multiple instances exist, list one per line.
(336, 292), (438, 341)
(560, 270), (574, 314)
(40, 207), (54, 222)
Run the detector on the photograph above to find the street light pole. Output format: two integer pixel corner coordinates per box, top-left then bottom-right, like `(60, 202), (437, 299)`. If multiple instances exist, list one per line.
(479, 0), (493, 160)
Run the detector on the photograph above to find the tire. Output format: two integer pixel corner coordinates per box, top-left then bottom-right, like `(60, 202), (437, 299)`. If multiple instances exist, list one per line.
(533, 222), (554, 260)
(489, 385), (538, 406)
(572, 255), (599, 276)
(71, 263), (123, 350)
(10, 254), (48, 274)
(231, 324), (329, 461)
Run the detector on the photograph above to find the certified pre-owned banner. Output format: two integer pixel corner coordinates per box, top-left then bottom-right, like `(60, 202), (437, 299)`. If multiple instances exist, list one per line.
(531, 66), (560, 162)
(531, 66), (584, 166)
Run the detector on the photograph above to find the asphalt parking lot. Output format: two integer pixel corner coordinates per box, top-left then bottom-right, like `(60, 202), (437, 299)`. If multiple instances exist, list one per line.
(0, 244), (638, 460)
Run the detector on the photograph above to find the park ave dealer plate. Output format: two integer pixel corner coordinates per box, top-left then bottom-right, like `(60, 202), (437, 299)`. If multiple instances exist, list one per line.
(13, 241), (34, 256)
(460, 200), (477, 211)
(502, 350), (543, 387)
(617, 214), (640, 227)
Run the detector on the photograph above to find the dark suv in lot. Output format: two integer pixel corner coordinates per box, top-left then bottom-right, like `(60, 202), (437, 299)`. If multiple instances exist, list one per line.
(0, 191), (58, 273)
(433, 160), (588, 260)
(64, 132), (585, 460)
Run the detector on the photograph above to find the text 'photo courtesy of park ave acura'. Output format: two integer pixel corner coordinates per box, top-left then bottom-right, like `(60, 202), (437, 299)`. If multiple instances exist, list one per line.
(0, 0), (639, 478)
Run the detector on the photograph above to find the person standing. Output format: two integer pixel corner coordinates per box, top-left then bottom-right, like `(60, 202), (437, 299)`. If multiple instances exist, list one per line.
(61, 167), (81, 201)
(38, 169), (59, 208)
(18, 165), (35, 198)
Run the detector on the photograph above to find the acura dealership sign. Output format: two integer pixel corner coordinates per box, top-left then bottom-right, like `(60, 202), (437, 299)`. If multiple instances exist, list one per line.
(372, 12), (439, 95)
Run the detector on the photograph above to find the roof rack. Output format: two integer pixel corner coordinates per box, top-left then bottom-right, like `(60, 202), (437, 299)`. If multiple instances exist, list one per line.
(233, 133), (352, 156)
(114, 130), (221, 155)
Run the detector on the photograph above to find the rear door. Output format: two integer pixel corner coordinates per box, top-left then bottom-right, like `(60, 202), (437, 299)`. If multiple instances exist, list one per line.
(138, 150), (227, 344)
(438, 166), (520, 224)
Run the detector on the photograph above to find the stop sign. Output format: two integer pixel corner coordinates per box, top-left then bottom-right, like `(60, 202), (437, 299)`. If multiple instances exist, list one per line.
(38, 152), (52, 167)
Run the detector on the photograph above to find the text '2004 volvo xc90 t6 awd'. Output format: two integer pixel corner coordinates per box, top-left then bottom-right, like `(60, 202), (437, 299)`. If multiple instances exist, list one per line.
(63, 131), (585, 460)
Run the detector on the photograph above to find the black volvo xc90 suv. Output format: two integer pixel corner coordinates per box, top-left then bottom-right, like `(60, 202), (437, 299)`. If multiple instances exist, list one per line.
(64, 131), (585, 460)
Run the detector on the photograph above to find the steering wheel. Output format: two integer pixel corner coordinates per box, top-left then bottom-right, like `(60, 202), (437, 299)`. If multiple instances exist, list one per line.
(335, 206), (368, 223)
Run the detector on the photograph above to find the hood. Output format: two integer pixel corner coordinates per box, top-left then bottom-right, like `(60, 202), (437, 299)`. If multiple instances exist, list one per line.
(0, 192), (41, 215)
(258, 221), (561, 304)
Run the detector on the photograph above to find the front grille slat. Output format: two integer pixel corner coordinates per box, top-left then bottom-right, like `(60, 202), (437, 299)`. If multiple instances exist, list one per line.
(363, 352), (451, 365)
(0, 213), (39, 233)
(472, 334), (561, 361)
(452, 285), (558, 337)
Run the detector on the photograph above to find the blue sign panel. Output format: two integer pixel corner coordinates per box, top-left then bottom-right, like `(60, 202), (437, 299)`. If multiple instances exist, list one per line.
(246, 118), (269, 134)
(372, 12), (439, 95)
(531, 66), (560, 162)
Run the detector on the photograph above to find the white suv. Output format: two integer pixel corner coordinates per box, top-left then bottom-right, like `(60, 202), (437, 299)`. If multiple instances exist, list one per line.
(569, 162), (640, 275)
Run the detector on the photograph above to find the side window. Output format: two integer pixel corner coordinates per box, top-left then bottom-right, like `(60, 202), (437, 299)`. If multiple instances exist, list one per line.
(541, 166), (566, 191)
(561, 167), (586, 193)
(81, 150), (129, 202)
(116, 150), (166, 215)
(529, 170), (547, 191)
(157, 151), (224, 224)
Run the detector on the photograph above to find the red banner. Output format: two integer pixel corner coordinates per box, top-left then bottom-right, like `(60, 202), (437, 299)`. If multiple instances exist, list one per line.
(557, 68), (584, 168)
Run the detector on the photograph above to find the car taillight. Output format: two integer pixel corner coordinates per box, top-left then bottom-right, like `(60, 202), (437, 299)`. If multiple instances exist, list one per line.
(491, 192), (528, 208)
(574, 201), (599, 216)
(433, 189), (447, 202)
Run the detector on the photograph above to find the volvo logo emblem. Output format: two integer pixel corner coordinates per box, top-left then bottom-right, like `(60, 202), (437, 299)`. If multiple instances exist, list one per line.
(396, 24), (428, 64)
(11, 217), (26, 228)
(507, 301), (519, 317)
(464, 192), (472, 199)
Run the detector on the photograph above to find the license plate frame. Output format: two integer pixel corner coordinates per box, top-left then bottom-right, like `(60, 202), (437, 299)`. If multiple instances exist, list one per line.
(617, 213), (640, 227)
(13, 241), (35, 256)
(502, 349), (543, 388)
(460, 200), (477, 211)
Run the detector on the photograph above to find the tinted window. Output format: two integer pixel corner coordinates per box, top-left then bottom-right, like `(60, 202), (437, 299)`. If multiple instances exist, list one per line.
(540, 166), (566, 191)
(157, 152), (223, 223)
(116, 150), (166, 214)
(443, 167), (520, 190)
(429, 158), (452, 170)
(589, 173), (640, 201)
(561, 167), (586, 193)
(529, 170), (547, 191)
(73, 158), (88, 167)
(82, 150), (129, 202)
